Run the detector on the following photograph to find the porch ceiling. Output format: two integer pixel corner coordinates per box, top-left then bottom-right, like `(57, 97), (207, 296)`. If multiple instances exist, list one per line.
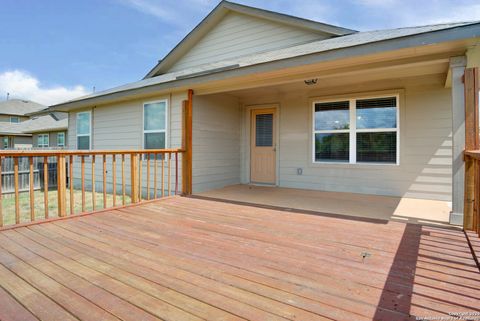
(198, 54), (451, 98)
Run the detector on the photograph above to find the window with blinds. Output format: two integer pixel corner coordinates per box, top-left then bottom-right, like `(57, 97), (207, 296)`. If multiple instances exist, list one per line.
(255, 113), (273, 147)
(313, 95), (398, 164)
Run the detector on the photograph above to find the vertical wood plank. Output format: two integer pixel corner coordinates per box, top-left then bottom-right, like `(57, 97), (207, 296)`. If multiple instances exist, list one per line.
(130, 153), (138, 203)
(154, 153), (158, 199)
(138, 154), (143, 201)
(43, 156), (49, 219)
(161, 154), (165, 197)
(57, 155), (66, 217)
(103, 155), (107, 209)
(81, 156), (85, 213)
(168, 153), (171, 197)
(69, 155), (74, 215)
(29, 156), (34, 222)
(147, 154), (151, 200)
(122, 154), (126, 205)
(92, 155), (96, 210)
(14, 157), (19, 224)
(112, 154), (116, 207)
(175, 152), (178, 195)
(0, 157), (2, 227)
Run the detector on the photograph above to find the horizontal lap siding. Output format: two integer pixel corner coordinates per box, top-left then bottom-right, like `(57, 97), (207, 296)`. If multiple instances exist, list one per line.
(239, 77), (453, 201)
(169, 12), (326, 72)
(192, 94), (241, 193)
(67, 92), (187, 195)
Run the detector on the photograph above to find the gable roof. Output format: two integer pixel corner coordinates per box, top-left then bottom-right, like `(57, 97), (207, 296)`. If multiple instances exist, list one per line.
(0, 99), (47, 116)
(144, 1), (357, 78)
(50, 20), (480, 111)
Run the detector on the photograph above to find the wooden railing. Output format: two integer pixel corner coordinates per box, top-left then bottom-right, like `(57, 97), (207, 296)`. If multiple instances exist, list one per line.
(465, 150), (480, 236)
(0, 149), (184, 229)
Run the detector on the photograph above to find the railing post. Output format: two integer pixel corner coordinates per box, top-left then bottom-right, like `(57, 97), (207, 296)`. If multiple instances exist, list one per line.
(57, 154), (67, 217)
(182, 89), (193, 195)
(464, 67), (479, 230)
(130, 153), (138, 203)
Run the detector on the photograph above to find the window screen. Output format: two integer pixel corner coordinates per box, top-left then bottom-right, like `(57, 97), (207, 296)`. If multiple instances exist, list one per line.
(255, 113), (273, 147)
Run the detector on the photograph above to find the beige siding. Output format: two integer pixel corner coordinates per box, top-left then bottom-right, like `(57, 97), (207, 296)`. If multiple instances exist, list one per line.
(192, 94), (241, 192)
(68, 92), (186, 196)
(239, 78), (453, 201)
(169, 12), (327, 72)
(0, 115), (29, 123)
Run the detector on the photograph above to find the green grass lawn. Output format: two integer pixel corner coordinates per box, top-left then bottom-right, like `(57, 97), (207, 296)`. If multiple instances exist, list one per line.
(1, 189), (132, 226)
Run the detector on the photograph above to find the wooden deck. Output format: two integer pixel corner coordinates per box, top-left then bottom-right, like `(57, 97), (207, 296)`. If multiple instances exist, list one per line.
(0, 196), (479, 321)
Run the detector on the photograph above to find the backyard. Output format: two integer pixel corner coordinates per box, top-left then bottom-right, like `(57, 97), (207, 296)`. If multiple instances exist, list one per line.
(1, 189), (132, 226)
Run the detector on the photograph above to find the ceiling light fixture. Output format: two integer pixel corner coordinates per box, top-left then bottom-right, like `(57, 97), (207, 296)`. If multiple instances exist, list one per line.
(304, 78), (318, 85)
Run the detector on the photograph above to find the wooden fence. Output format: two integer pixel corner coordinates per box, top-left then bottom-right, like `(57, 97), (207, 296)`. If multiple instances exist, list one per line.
(1, 157), (58, 194)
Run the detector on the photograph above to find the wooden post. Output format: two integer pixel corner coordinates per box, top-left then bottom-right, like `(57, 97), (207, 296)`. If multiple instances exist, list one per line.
(103, 155), (107, 208)
(464, 67), (479, 230)
(0, 157), (2, 227)
(121, 154), (126, 205)
(182, 89), (193, 195)
(57, 154), (67, 217)
(14, 157), (19, 224)
(29, 156), (35, 221)
(43, 156), (49, 218)
(112, 154), (116, 207)
(130, 153), (138, 203)
(69, 155), (74, 215)
(81, 156), (85, 212)
(91, 155), (96, 210)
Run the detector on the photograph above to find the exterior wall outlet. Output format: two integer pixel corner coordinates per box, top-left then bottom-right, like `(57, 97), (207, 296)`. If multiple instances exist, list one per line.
(297, 168), (303, 175)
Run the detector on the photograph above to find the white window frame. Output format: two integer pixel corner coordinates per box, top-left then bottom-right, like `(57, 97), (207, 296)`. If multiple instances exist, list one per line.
(142, 99), (168, 150)
(57, 132), (65, 147)
(10, 116), (19, 123)
(76, 111), (92, 150)
(37, 134), (49, 148)
(312, 94), (400, 166)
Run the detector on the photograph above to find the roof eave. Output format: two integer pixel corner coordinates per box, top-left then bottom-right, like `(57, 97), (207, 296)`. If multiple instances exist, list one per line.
(50, 23), (480, 112)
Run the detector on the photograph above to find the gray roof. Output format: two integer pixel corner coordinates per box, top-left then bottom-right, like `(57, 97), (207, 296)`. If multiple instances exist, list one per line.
(0, 99), (47, 116)
(0, 113), (68, 136)
(52, 20), (480, 110)
(0, 123), (29, 136)
(21, 113), (68, 134)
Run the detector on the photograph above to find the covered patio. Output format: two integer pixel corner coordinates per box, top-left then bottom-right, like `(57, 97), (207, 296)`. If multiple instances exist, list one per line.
(196, 184), (452, 226)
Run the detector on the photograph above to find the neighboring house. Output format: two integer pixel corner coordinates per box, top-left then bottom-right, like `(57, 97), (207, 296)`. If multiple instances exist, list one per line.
(50, 1), (480, 225)
(0, 99), (68, 148)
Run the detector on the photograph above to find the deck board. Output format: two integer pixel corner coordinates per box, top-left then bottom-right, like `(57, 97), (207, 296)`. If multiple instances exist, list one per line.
(0, 196), (479, 321)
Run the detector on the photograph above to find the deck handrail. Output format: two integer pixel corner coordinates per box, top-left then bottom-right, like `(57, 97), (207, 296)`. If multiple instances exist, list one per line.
(0, 148), (185, 229)
(0, 148), (185, 157)
(465, 149), (480, 236)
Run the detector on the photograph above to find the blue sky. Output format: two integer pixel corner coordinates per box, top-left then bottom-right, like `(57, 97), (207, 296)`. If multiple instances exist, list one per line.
(0, 0), (479, 105)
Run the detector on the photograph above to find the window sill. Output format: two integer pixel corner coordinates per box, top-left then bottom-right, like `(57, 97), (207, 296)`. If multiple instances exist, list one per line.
(309, 161), (400, 169)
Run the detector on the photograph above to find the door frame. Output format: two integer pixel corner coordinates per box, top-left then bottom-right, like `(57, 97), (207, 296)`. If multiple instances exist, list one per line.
(244, 104), (280, 186)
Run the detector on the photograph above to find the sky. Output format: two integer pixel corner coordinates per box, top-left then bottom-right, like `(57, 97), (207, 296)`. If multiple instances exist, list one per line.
(0, 0), (479, 105)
